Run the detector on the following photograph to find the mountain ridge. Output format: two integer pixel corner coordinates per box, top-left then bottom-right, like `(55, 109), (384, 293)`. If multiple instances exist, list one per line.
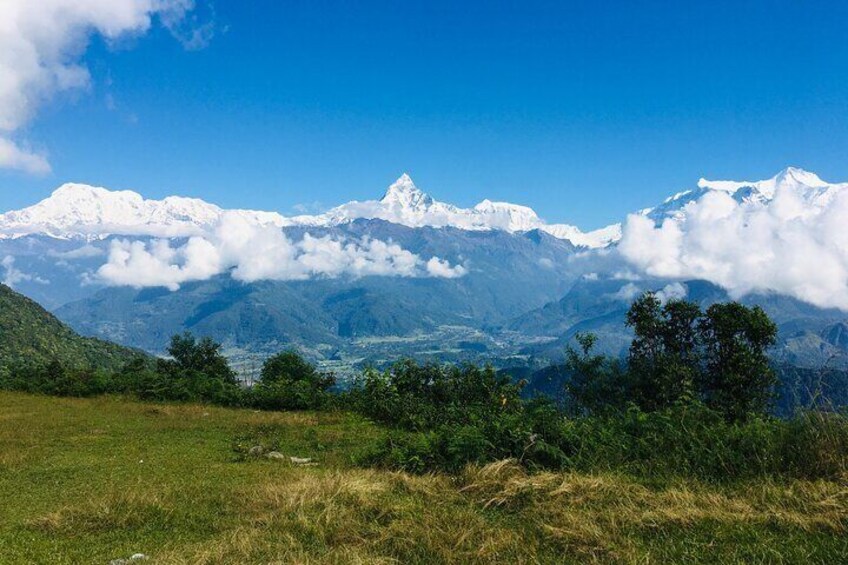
(3, 167), (842, 251)
(0, 174), (619, 248)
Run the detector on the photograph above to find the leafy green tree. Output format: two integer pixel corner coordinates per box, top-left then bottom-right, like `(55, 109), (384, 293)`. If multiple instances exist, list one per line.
(163, 332), (237, 384)
(253, 350), (335, 410)
(698, 303), (778, 421)
(626, 293), (702, 410)
(564, 333), (630, 415)
(152, 333), (242, 404)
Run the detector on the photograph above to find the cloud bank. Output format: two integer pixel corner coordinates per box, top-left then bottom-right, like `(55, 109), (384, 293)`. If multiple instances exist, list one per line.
(96, 213), (468, 290)
(619, 186), (848, 310)
(0, 0), (208, 173)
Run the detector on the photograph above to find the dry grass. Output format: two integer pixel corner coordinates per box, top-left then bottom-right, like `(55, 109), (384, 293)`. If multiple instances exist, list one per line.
(1, 392), (846, 564)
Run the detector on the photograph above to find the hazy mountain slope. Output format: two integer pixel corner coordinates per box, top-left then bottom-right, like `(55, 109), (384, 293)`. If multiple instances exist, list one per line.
(55, 224), (582, 356)
(0, 284), (142, 370)
(514, 278), (848, 368)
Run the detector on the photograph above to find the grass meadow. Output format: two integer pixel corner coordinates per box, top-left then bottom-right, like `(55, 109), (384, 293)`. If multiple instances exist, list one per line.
(0, 391), (845, 564)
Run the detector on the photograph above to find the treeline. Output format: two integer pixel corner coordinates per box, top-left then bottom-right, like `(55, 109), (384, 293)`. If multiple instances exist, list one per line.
(1, 294), (846, 481)
(0, 332), (335, 410)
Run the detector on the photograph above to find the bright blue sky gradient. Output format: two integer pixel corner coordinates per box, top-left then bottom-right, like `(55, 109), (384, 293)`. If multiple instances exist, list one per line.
(3, 0), (848, 229)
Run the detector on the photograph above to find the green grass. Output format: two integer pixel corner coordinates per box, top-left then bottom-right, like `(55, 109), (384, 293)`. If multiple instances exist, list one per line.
(0, 391), (845, 564)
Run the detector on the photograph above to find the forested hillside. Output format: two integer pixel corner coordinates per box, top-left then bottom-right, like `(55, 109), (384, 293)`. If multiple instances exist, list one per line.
(0, 284), (143, 371)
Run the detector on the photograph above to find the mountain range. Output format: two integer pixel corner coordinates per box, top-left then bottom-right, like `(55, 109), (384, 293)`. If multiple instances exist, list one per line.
(1, 167), (847, 375)
(0, 173), (619, 247)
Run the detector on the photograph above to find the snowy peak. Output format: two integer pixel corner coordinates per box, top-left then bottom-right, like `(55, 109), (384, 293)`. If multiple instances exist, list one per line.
(5, 174), (615, 248)
(471, 199), (542, 232)
(773, 166), (827, 188)
(650, 167), (847, 223)
(0, 182), (283, 239)
(288, 175), (616, 247)
(698, 166), (828, 195)
(380, 173), (434, 210)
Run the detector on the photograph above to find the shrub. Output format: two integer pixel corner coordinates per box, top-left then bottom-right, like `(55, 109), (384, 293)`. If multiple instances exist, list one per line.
(250, 350), (335, 410)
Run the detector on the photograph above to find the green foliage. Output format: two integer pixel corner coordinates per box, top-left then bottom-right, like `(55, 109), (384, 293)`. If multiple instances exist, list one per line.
(1, 290), (842, 483)
(117, 333), (245, 405)
(626, 293), (701, 410)
(162, 332), (238, 384)
(0, 283), (143, 372)
(251, 350), (335, 410)
(569, 293), (779, 422)
(564, 333), (630, 415)
(551, 402), (848, 482)
(698, 302), (778, 421)
(0, 330), (244, 406)
(0, 360), (113, 397)
(347, 360), (523, 430)
(346, 360), (556, 471)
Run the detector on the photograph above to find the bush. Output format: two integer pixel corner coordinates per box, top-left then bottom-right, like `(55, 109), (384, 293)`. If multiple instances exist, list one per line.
(346, 360), (524, 431)
(250, 350), (335, 410)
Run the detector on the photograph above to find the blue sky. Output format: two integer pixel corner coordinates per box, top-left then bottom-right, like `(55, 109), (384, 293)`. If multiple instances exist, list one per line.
(2, 0), (848, 229)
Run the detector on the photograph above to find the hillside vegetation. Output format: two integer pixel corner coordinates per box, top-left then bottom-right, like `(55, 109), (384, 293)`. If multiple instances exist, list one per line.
(1, 391), (846, 564)
(2, 291), (847, 562)
(0, 283), (143, 371)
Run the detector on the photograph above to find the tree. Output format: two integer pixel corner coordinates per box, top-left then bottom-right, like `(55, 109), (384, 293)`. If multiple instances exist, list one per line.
(626, 293), (702, 410)
(164, 332), (237, 384)
(698, 303), (778, 421)
(253, 350), (335, 410)
(153, 333), (241, 404)
(564, 333), (630, 415)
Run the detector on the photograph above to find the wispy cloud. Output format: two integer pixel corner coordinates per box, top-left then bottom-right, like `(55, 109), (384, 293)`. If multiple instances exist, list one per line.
(0, 138), (50, 175)
(0, 0), (211, 174)
(159, 0), (217, 51)
(2, 255), (48, 287)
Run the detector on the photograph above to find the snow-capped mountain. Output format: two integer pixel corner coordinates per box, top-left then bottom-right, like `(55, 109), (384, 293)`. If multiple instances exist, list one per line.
(0, 174), (618, 248)
(642, 167), (847, 222)
(0, 183), (285, 239)
(289, 174), (619, 247)
(1, 167), (841, 249)
(3, 166), (847, 378)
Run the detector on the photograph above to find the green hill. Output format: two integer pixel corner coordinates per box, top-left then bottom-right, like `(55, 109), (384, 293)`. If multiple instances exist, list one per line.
(0, 284), (143, 371)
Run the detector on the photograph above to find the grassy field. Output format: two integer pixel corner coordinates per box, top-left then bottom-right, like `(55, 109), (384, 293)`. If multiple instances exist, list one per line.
(0, 391), (846, 564)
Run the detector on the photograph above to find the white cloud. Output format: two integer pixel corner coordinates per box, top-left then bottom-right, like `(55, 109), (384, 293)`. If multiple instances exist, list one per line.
(656, 282), (688, 304)
(0, 138), (50, 174)
(538, 257), (555, 269)
(158, 0), (216, 50)
(619, 186), (848, 310)
(426, 257), (467, 279)
(610, 282), (641, 302)
(0, 0), (208, 173)
(2, 255), (48, 287)
(96, 212), (468, 289)
(97, 237), (221, 291)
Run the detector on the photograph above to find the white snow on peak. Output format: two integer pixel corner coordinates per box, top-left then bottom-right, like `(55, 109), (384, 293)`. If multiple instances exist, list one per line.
(380, 173), (434, 210)
(0, 182), (285, 240)
(289, 174), (616, 248)
(697, 166), (829, 198)
(645, 167), (847, 222)
(24, 169), (836, 251)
